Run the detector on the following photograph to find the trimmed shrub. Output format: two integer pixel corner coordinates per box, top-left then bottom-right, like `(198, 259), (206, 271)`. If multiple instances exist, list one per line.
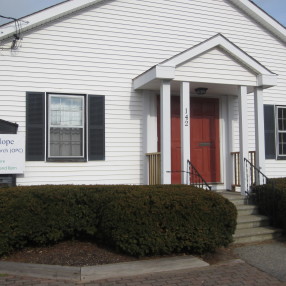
(0, 185), (101, 255)
(0, 185), (237, 257)
(252, 178), (286, 231)
(98, 186), (237, 256)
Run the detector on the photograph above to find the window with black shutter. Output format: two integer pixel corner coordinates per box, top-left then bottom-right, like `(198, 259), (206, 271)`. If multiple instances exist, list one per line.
(88, 95), (105, 161)
(276, 106), (286, 159)
(47, 93), (86, 162)
(26, 92), (45, 161)
(26, 92), (105, 162)
(264, 104), (286, 160)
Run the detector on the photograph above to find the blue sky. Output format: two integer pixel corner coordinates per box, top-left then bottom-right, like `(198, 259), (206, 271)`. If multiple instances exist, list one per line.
(0, 0), (285, 26)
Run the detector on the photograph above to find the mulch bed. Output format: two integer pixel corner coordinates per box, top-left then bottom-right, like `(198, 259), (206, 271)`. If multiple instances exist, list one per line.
(0, 240), (238, 267)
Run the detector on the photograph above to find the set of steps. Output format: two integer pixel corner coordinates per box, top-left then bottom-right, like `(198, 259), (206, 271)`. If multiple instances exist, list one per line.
(221, 191), (282, 244)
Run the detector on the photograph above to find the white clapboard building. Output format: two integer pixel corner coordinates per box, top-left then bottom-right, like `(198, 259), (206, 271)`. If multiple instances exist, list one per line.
(0, 0), (285, 194)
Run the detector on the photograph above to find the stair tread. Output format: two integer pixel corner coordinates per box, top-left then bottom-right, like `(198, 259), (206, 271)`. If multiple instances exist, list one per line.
(237, 214), (268, 223)
(236, 204), (257, 210)
(221, 192), (281, 244)
(234, 226), (281, 238)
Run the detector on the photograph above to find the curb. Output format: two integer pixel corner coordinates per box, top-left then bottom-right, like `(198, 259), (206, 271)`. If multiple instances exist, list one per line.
(0, 255), (209, 282)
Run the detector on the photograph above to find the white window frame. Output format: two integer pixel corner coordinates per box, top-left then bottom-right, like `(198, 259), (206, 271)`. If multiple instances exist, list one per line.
(48, 94), (85, 159)
(276, 105), (286, 159)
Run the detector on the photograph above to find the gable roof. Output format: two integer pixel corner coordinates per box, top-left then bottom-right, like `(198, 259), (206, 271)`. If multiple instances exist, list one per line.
(133, 33), (277, 90)
(0, 0), (285, 43)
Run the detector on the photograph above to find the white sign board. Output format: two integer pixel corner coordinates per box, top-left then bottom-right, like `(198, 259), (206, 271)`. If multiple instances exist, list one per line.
(0, 134), (25, 174)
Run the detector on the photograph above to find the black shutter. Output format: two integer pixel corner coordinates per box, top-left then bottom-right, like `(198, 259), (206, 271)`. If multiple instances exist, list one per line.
(26, 92), (45, 161)
(264, 105), (276, 159)
(88, 95), (105, 160)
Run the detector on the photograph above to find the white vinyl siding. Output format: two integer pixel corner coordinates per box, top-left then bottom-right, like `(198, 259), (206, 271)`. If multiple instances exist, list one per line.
(0, 0), (285, 184)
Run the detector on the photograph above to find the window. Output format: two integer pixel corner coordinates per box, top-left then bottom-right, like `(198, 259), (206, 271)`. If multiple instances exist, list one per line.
(48, 94), (85, 159)
(276, 106), (286, 158)
(264, 105), (286, 160)
(26, 92), (105, 162)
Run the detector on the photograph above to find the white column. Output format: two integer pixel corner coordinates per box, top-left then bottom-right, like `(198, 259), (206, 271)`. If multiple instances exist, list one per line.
(238, 86), (248, 195)
(160, 80), (171, 184)
(143, 91), (157, 184)
(180, 82), (190, 184)
(254, 87), (265, 177)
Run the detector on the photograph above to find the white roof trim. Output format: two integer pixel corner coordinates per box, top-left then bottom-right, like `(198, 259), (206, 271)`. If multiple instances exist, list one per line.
(133, 66), (175, 90)
(0, 0), (105, 40)
(229, 0), (286, 43)
(0, 0), (285, 43)
(133, 34), (277, 90)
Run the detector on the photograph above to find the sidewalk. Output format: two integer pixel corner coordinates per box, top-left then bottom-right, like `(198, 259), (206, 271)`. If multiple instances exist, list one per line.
(1, 259), (285, 286)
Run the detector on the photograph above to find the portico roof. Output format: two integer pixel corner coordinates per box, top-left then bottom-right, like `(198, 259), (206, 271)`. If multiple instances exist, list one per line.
(133, 34), (277, 94)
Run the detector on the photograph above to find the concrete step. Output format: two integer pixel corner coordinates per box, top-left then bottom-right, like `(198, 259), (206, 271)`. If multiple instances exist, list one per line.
(220, 191), (282, 244)
(236, 214), (269, 229)
(220, 192), (247, 206)
(236, 204), (259, 216)
(233, 226), (282, 244)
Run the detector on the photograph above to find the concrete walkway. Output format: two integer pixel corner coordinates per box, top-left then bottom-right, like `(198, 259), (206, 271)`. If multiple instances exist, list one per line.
(0, 255), (208, 282)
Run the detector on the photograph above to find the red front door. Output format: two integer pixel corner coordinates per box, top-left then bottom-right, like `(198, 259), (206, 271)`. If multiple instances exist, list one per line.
(158, 96), (220, 184)
(171, 96), (181, 184)
(157, 96), (220, 184)
(190, 98), (220, 183)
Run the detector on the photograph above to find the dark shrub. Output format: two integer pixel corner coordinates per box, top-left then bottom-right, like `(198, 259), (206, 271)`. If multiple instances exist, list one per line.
(0, 185), (101, 255)
(252, 178), (286, 231)
(0, 185), (237, 257)
(98, 186), (237, 256)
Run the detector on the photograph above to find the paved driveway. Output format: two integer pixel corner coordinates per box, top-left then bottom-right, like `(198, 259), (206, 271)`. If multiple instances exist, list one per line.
(1, 260), (285, 286)
(234, 241), (286, 282)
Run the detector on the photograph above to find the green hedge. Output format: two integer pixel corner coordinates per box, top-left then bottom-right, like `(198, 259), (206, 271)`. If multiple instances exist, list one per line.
(252, 178), (286, 231)
(0, 185), (237, 257)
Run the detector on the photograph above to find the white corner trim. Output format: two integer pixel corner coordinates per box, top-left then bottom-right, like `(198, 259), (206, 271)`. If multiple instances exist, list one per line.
(133, 65), (175, 90)
(257, 74), (277, 87)
(0, 0), (104, 40)
(229, 0), (286, 43)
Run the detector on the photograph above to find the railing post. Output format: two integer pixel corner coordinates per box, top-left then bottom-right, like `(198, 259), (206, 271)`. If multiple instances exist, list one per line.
(244, 157), (269, 197)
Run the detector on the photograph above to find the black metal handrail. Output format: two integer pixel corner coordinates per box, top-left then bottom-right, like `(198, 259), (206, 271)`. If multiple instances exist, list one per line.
(244, 157), (277, 224)
(187, 160), (212, 191)
(244, 157), (270, 195)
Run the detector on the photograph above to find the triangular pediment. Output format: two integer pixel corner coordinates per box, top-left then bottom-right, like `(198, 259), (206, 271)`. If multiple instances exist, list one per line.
(174, 46), (258, 86)
(133, 34), (277, 90)
(161, 34), (273, 75)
